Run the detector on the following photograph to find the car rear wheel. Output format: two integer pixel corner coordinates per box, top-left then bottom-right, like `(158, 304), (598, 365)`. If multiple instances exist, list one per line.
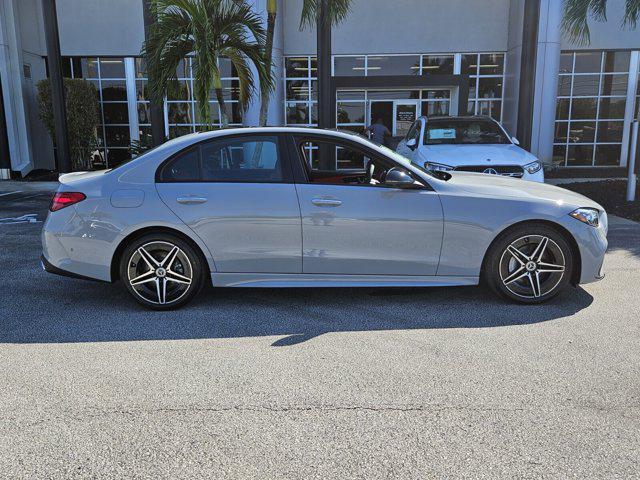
(119, 233), (204, 310)
(484, 224), (574, 304)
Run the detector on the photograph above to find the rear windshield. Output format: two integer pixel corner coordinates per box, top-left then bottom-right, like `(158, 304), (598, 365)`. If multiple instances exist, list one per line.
(424, 119), (510, 145)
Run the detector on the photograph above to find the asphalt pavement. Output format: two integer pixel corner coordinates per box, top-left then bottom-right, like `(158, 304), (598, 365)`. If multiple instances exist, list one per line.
(1, 183), (639, 479)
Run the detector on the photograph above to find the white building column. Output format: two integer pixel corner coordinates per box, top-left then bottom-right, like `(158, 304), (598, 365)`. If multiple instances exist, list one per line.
(621, 51), (639, 167)
(124, 57), (140, 145)
(0, 0), (35, 175)
(243, 0), (284, 127)
(529, 0), (563, 164)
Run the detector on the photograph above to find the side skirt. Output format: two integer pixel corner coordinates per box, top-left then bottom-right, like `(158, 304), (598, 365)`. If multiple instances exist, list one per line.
(211, 273), (479, 288)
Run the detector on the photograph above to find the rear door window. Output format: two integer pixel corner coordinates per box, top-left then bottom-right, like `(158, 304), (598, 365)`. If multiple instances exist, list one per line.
(158, 135), (289, 183)
(200, 136), (284, 182)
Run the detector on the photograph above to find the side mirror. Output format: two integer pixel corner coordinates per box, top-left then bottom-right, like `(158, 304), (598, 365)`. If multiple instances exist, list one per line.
(511, 136), (520, 145)
(384, 167), (418, 188)
(406, 138), (417, 150)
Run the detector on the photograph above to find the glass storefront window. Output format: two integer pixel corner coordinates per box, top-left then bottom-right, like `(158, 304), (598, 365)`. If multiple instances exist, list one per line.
(570, 98), (598, 119)
(337, 90), (366, 100)
(571, 75), (600, 96)
(477, 77), (503, 99)
(366, 55), (420, 76)
(567, 144), (594, 165)
(65, 56), (131, 167)
(336, 102), (365, 123)
(286, 102), (310, 125)
(553, 50), (632, 166)
(559, 53), (574, 74)
(80, 58), (99, 78)
(285, 57), (312, 78)
(334, 56), (366, 76)
(554, 122), (569, 143)
(596, 121), (624, 142)
(464, 52), (505, 121)
(603, 51), (630, 73)
(102, 103), (129, 124)
(598, 97), (626, 119)
(568, 121), (596, 143)
(422, 55), (454, 75)
(574, 51), (602, 73)
(421, 101), (449, 116)
(286, 80), (310, 100)
(478, 53), (504, 75)
(600, 74), (628, 96)
(287, 52), (506, 133)
(220, 79), (240, 101)
(98, 58), (125, 78)
(168, 102), (194, 124)
(557, 75), (572, 96)
(285, 56), (317, 126)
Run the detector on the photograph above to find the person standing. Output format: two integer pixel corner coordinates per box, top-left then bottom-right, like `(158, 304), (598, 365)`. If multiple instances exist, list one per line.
(366, 118), (392, 145)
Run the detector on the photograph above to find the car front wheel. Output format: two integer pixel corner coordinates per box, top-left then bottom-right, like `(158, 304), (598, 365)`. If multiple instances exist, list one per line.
(119, 233), (204, 310)
(484, 224), (574, 304)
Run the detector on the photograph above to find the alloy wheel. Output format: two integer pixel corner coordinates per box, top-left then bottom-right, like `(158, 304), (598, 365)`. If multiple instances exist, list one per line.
(499, 235), (566, 299)
(127, 241), (193, 305)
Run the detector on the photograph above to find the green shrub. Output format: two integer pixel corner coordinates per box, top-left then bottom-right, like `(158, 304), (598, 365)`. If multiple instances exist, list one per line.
(37, 78), (100, 171)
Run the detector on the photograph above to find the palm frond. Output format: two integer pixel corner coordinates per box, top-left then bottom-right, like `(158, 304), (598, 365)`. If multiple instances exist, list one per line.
(623, 0), (640, 28)
(300, 0), (352, 30)
(562, 0), (639, 45)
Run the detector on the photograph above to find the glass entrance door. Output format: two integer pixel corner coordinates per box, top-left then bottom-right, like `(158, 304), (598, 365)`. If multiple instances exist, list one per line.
(393, 101), (420, 137)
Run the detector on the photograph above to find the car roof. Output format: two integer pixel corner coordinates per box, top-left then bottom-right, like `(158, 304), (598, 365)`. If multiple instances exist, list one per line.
(159, 126), (366, 150)
(418, 115), (496, 122)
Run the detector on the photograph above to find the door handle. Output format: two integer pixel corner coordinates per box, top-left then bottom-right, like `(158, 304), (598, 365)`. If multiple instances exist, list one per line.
(312, 198), (342, 207)
(176, 196), (208, 205)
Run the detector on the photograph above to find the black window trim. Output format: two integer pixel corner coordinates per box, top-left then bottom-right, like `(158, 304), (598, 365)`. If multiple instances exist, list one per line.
(155, 132), (294, 184)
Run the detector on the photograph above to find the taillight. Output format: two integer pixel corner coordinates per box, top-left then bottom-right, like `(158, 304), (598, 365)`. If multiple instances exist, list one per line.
(49, 192), (86, 212)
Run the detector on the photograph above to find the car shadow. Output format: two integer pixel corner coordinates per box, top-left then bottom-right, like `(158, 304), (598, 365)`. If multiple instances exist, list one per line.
(2, 270), (594, 346)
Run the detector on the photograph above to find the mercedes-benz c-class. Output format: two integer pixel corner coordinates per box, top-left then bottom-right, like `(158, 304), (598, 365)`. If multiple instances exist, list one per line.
(42, 127), (607, 309)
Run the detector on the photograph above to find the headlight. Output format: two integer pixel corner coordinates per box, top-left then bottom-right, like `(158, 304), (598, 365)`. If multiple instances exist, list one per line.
(570, 208), (600, 227)
(424, 161), (454, 172)
(523, 160), (542, 174)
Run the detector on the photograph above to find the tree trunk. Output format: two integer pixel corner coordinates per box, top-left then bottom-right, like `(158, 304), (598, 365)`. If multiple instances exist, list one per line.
(215, 87), (229, 128)
(259, 7), (277, 126)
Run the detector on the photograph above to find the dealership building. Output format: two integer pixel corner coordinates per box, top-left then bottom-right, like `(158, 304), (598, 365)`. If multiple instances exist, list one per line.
(0, 0), (639, 178)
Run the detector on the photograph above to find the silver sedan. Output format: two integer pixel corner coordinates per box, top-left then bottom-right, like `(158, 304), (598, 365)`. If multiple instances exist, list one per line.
(41, 127), (607, 310)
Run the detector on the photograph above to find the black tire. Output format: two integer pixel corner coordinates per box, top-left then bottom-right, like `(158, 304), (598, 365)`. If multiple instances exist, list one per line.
(119, 233), (205, 310)
(483, 224), (574, 304)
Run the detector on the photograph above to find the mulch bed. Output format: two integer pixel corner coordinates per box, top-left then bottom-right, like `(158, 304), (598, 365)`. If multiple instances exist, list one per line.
(559, 179), (640, 222)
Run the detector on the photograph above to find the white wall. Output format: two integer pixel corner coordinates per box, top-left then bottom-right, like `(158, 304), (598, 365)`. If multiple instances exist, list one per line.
(57, 0), (145, 56)
(283, 0), (511, 55)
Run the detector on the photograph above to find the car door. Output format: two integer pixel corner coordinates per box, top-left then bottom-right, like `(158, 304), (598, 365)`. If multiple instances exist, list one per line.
(396, 119), (421, 161)
(291, 134), (443, 276)
(155, 133), (302, 273)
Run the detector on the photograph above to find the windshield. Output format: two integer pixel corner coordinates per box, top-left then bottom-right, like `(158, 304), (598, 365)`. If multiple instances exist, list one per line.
(424, 118), (510, 145)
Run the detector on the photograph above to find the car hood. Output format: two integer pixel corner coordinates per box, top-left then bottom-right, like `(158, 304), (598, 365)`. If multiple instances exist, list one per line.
(443, 171), (603, 210)
(421, 144), (537, 166)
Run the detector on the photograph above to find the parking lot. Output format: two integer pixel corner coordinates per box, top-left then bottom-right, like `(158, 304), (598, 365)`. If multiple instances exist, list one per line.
(1, 183), (639, 478)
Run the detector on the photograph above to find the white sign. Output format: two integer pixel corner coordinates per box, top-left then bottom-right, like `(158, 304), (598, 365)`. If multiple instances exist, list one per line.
(428, 128), (456, 140)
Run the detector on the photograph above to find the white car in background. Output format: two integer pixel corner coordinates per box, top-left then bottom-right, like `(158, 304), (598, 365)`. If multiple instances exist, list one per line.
(396, 116), (544, 182)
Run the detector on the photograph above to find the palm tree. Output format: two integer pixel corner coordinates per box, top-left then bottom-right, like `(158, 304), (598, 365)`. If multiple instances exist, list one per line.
(142, 0), (273, 128)
(257, 0), (352, 126)
(562, 0), (639, 44)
